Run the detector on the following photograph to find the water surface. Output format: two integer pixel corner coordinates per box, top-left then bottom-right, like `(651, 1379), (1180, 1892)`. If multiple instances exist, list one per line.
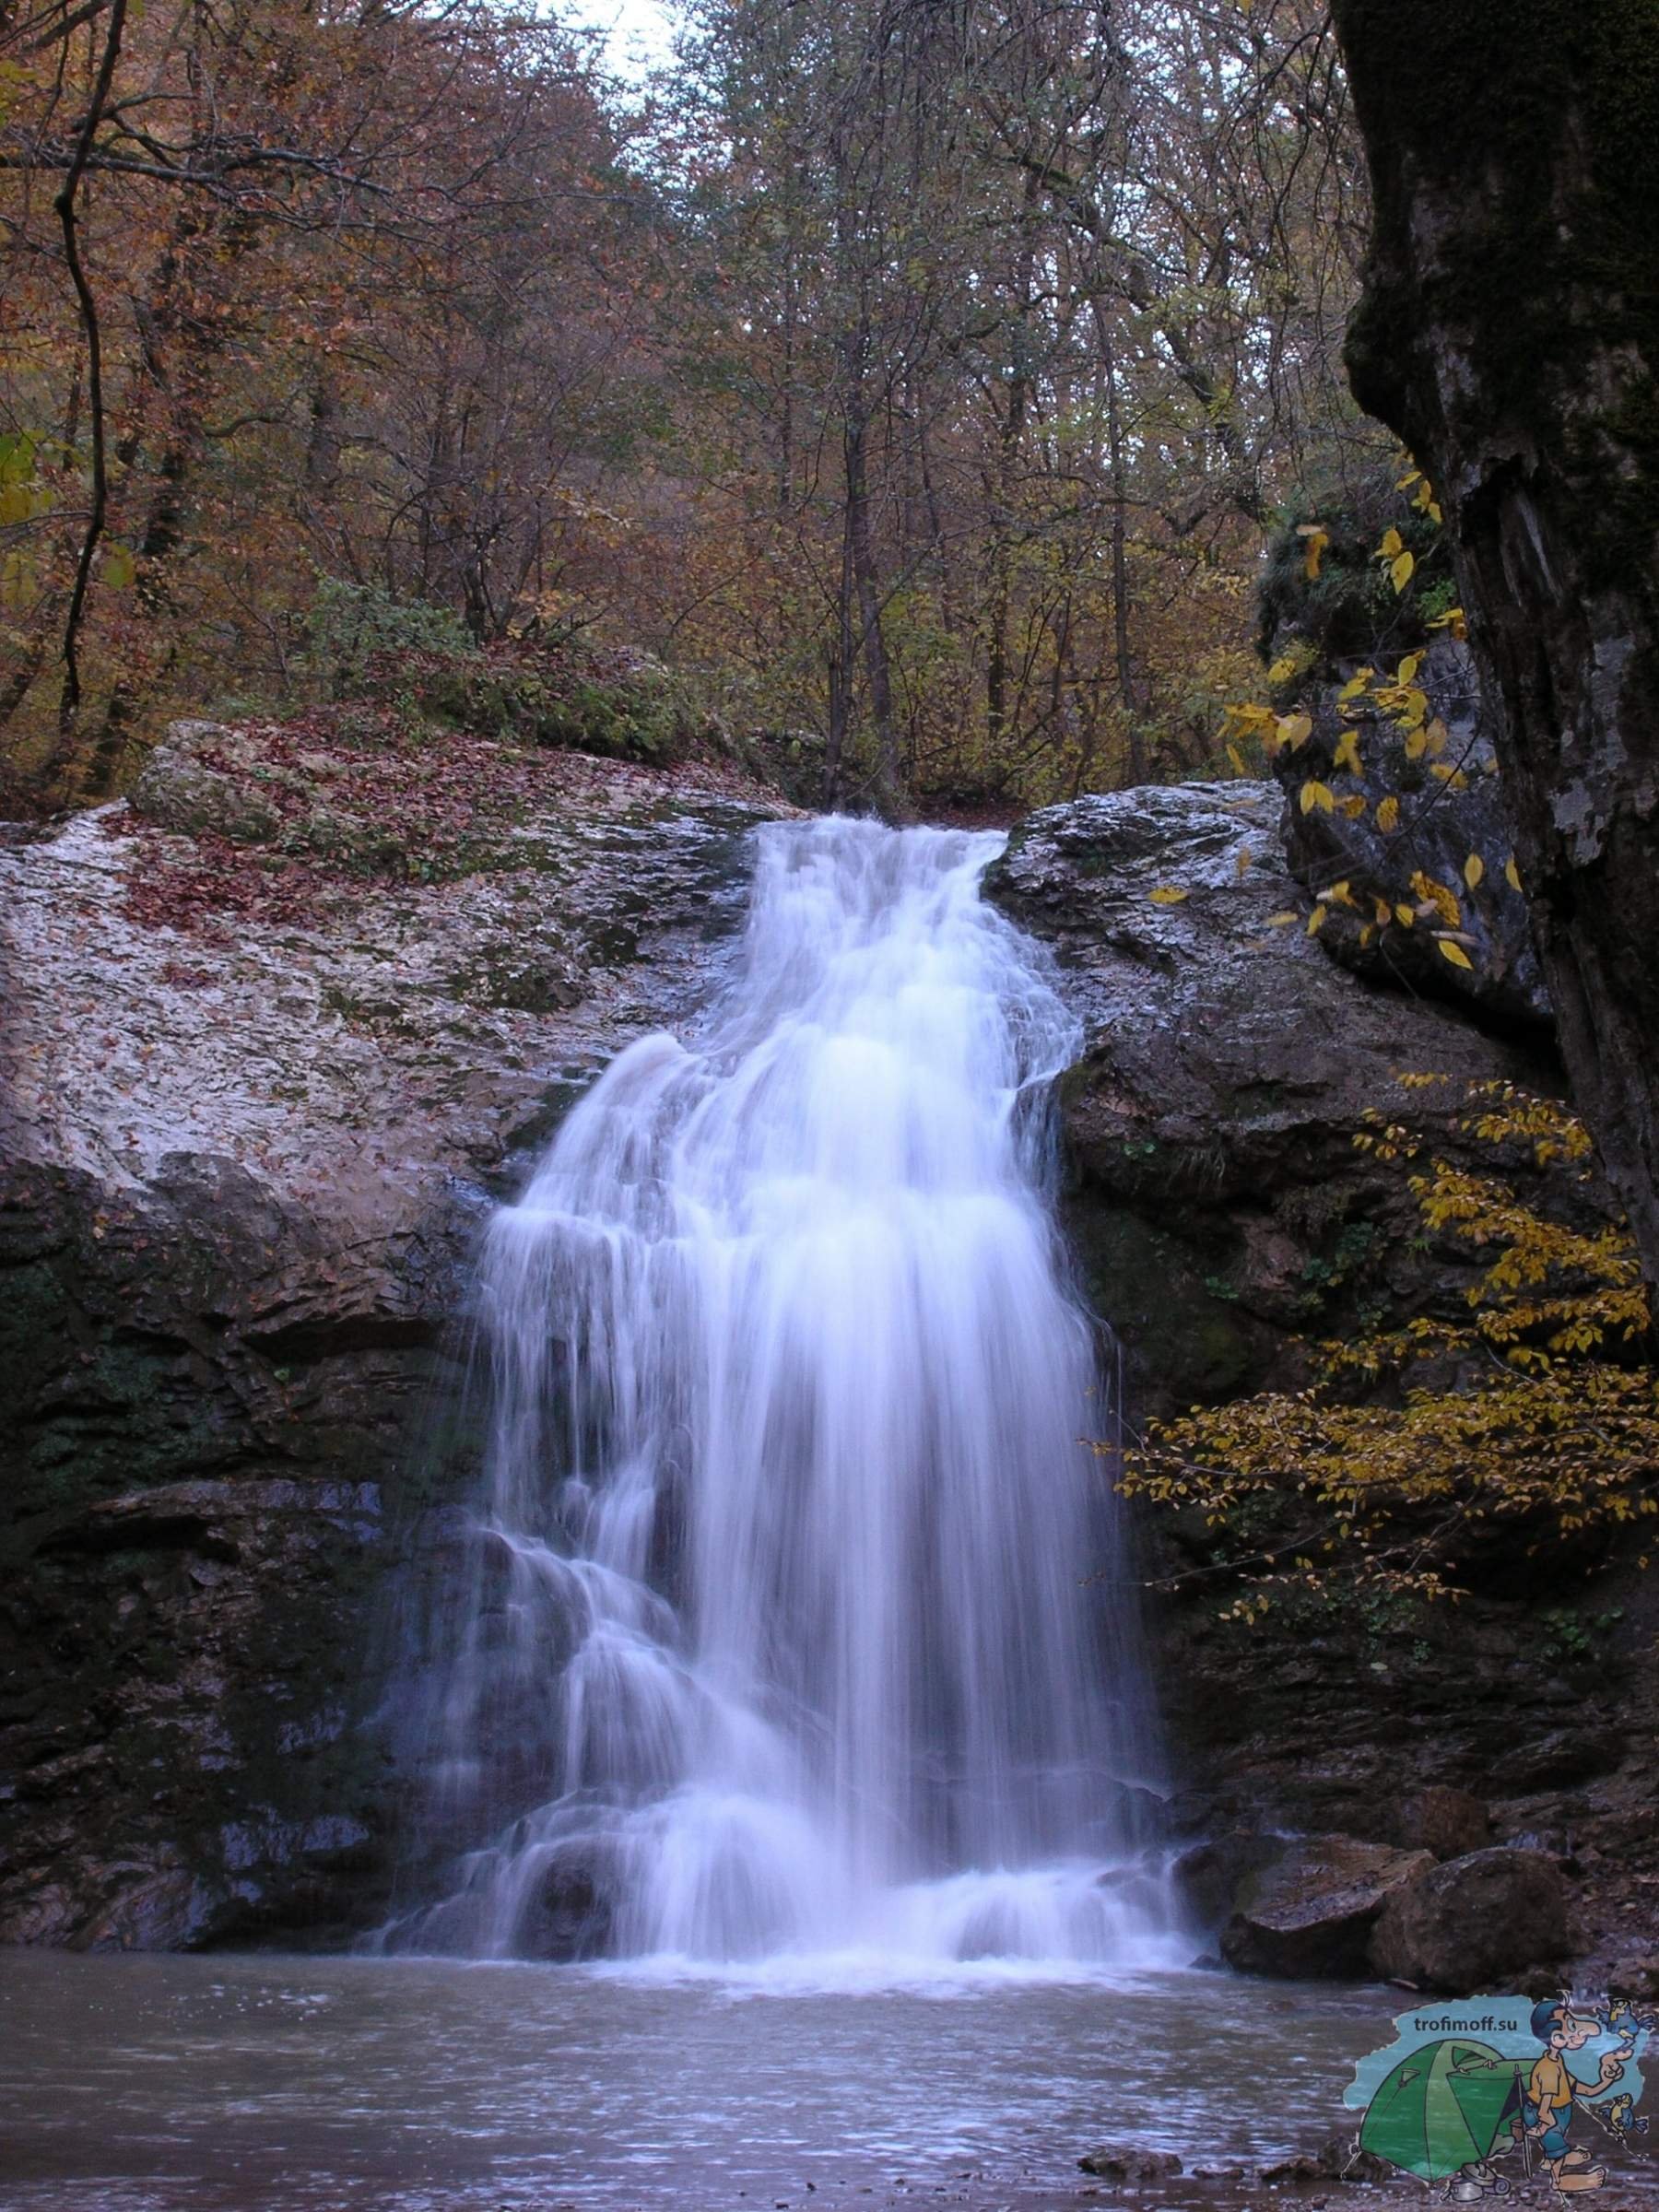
(0, 1951), (1387, 2210)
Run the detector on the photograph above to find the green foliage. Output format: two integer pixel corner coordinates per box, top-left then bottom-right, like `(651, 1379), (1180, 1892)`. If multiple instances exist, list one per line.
(299, 576), (717, 766)
(1254, 462), (1450, 670)
(300, 579), (475, 701)
(1122, 1078), (1658, 1617)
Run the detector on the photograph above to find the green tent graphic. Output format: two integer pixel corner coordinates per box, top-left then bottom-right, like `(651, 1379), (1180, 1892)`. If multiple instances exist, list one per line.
(1360, 2039), (1527, 2183)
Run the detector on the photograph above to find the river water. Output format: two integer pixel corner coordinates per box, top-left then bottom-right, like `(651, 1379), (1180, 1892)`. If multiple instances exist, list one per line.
(0, 1949), (1388, 2210)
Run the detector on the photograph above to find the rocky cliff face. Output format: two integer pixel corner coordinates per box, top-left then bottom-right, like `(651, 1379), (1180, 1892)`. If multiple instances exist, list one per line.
(984, 780), (1548, 1414)
(0, 718), (794, 1948)
(5, 741), (1654, 1987)
(986, 782), (1659, 1994)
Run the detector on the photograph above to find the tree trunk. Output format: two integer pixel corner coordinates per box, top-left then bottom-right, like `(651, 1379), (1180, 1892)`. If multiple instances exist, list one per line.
(843, 402), (902, 818)
(1329, 0), (1659, 1284)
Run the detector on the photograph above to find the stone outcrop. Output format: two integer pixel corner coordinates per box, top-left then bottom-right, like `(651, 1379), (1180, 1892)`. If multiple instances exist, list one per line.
(987, 782), (1659, 1991)
(983, 779), (1550, 1414)
(0, 719), (794, 1949)
(1367, 1846), (1575, 1992)
(1219, 1834), (1433, 1978)
(1272, 639), (1550, 1034)
(6, 747), (1656, 1983)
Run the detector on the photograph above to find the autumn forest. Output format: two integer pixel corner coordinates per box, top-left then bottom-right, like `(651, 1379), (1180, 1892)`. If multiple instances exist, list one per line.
(1, 0), (1382, 817)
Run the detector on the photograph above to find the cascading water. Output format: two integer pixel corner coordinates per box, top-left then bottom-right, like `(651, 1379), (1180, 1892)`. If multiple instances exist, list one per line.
(386, 817), (1179, 1976)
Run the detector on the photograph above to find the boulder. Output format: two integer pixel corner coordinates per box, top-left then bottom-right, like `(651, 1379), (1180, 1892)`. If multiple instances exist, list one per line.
(1400, 1786), (1491, 1862)
(1171, 1830), (1288, 1925)
(1258, 2137), (1392, 2186)
(1078, 2147), (1183, 2182)
(1366, 1847), (1575, 1992)
(1220, 1835), (1434, 1978)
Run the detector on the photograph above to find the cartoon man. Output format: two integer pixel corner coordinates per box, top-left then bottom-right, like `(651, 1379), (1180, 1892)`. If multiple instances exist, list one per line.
(1523, 1998), (1629, 2193)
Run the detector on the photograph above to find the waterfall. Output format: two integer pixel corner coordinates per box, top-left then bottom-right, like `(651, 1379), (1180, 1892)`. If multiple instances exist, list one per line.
(386, 818), (1177, 1975)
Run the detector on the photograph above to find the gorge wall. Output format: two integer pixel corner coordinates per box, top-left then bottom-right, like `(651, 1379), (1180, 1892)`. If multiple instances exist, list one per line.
(3, 719), (1654, 1988)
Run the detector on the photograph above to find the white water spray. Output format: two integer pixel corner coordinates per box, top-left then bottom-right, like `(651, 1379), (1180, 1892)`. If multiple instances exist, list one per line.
(390, 818), (1177, 1976)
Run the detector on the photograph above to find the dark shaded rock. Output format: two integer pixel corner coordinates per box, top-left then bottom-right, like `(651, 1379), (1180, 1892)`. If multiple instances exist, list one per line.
(984, 781), (1551, 1418)
(1221, 1835), (1434, 1978)
(989, 780), (1652, 1994)
(1078, 2147), (1182, 2181)
(1400, 1786), (1491, 1862)
(1607, 1954), (1659, 2003)
(1366, 1847), (1574, 1992)
(1504, 1728), (1626, 1793)
(1171, 1830), (1287, 1925)
(1272, 641), (1550, 1034)
(1259, 2137), (1391, 2187)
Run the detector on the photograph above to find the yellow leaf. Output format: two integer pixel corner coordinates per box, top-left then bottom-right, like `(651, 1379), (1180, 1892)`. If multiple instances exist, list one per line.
(1427, 500), (1443, 525)
(1438, 939), (1474, 971)
(1405, 728), (1429, 761)
(1297, 524), (1329, 581)
(1265, 910), (1298, 927)
(1300, 780), (1335, 816)
(1396, 652), (1424, 686)
(1376, 795), (1401, 833)
(1425, 717), (1449, 756)
(1277, 712), (1312, 751)
(1148, 886), (1190, 905)
(1333, 729), (1361, 776)
(1378, 527), (1404, 559)
(1337, 794), (1367, 818)
(1394, 903), (1416, 928)
(1394, 468), (1422, 491)
(1337, 666), (1375, 703)
(1307, 904), (1328, 935)
(1464, 853), (1485, 888)
(1390, 549), (1416, 594)
(1225, 741), (1247, 776)
(1235, 845), (1253, 877)
(1505, 855), (1523, 891)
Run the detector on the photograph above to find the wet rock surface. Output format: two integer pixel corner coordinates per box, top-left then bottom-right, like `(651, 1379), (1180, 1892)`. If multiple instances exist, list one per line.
(1366, 1845), (1575, 1991)
(983, 780), (1550, 1416)
(1271, 640), (1549, 1035)
(1219, 1837), (1434, 1979)
(0, 722), (794, 1948)
(988, 782), (1659, 1990)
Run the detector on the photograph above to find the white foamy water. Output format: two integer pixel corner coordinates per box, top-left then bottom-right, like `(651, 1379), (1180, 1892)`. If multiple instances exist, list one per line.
(385, 818), (1181, 1979)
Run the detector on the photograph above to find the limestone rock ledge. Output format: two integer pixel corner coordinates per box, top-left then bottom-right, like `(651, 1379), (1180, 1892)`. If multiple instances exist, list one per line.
(0, 723), (795, 1949)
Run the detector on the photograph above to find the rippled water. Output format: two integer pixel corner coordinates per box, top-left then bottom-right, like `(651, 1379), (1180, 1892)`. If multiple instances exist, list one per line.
(0, 1951), (1388, 2210)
